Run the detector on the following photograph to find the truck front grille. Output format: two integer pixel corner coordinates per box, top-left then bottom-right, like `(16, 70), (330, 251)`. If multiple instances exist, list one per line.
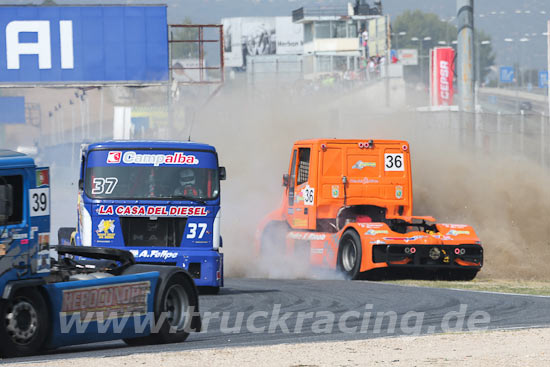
(120, 217), (187, 247)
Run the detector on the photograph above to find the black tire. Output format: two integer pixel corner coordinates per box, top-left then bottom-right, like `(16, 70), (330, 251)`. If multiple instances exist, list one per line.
(198, 286), (220, 295)
(0, 288), (49, 358)
(337, 230), (363, 280)
(124, 273), (197, 346)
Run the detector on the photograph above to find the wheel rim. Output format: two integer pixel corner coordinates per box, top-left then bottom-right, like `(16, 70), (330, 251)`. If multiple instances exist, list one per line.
(342, 237), (357, 272)
(164, 284), (190, 332)
(5, 298), (39, 345)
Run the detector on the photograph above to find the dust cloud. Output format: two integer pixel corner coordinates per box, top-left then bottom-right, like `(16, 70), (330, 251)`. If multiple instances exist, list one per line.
(5, 80), (549, 281)
(188, 80), (550, 281)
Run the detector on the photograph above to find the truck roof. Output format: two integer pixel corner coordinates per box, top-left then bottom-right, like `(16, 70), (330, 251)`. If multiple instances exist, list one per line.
(294, 139), (408, 146)
(0, 150), (35, 168)
(85, 140), (217, 153)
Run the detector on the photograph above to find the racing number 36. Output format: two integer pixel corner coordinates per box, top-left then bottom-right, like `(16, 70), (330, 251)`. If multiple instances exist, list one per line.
(384, 153), (404, 171)
(29, 188), (50, 217)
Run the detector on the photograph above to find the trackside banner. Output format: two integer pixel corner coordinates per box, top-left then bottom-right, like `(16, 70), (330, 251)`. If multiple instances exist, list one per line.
(0, 6), (168, 84)
(430, 47), (455, 106)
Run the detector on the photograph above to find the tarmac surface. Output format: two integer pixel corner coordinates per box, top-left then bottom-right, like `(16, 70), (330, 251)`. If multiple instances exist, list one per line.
(7, 278), (550, 364)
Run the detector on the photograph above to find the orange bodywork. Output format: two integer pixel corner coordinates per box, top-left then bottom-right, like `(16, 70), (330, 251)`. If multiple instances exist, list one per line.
(256, 139), (483, 274)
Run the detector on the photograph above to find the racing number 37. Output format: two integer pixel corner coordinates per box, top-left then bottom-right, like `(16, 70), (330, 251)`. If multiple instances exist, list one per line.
(384, 153), (404, 171)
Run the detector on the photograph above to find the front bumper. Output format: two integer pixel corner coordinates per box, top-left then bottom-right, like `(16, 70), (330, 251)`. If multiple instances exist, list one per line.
(134, 250), (224, 287)
(373, 244), (483, 269)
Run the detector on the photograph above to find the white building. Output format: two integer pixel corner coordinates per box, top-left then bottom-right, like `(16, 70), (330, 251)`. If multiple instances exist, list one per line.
(292, 2), (387, 78)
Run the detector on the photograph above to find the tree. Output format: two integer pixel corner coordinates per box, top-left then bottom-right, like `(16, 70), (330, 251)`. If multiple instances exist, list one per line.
(171, 17), (200, 60)
(392, 10), (495, 84)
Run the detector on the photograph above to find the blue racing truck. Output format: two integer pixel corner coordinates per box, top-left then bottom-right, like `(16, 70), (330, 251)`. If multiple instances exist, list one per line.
(67, 141), (225, 293)
(0, 150), (201, 357)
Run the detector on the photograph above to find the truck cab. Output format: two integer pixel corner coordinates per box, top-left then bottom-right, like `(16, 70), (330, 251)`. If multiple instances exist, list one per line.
(257, 139), (483, 280)
(72, 141), (225, 292)
(0, 150), (51, 293)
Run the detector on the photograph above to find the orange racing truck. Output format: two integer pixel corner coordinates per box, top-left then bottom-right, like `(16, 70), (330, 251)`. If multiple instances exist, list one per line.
(256, 139), (483, 280)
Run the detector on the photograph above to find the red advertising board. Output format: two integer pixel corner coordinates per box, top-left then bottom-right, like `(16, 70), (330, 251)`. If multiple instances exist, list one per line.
(430, 47), (455, 106)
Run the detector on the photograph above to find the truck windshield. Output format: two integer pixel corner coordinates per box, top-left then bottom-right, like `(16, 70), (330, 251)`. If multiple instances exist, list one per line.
(85, 166), (219, 201)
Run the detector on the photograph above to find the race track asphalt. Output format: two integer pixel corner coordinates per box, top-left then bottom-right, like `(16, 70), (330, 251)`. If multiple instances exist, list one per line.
(7, 278), (550, 364)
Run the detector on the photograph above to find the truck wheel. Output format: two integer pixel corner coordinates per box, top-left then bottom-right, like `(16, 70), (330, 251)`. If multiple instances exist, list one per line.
(0, 289), (49, 358)
(337, 230), (363, 280)
(124, 273), (196, 346)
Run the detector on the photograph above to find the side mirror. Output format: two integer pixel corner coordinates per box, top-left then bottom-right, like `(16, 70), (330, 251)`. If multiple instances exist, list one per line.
(282, 174), (290, 187)
(78, 179), (84, 191)
(0, 184), (13, 223)
(219, 167), (226, 181)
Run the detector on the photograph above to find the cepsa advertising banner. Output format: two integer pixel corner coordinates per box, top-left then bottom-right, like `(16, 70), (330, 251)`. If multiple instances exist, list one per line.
(430, 47), (455, 106)
(0, 6), (168, 84)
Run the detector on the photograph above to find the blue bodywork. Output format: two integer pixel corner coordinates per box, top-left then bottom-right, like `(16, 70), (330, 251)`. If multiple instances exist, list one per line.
(0, 150), (50, 295)
(0, 150), (178, 349)
(76, 141), (224, 288)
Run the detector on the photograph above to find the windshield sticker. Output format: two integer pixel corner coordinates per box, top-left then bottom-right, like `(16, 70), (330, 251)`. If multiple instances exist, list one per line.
(96, 219), (116, 240)
(97, 205), (208, 217)
(107, 151), (199, 166)
(352, 160), (376, 170)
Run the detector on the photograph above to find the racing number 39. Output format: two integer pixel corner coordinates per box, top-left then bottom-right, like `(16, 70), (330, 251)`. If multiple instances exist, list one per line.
(29, 188), (50, 217)
(384, 153), (404, 171)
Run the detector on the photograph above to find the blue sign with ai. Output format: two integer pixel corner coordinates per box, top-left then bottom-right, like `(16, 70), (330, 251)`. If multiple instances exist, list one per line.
(0, 6), (168, 84)
(500, 66), (515, 83)
(539, 71), (549, 88)
(500, 66), (514, 83)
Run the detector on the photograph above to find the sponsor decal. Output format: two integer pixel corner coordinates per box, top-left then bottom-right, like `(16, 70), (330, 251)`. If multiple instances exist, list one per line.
(331, 185), (339, 198)
(395, 185), (403, 199)
(440, 224), (468, 229)
(61, 281), (151, 321)
(293, 218), (308, 227)
(349, 177), (379, 184)
(447, 230), (471, 236)
(96, 219), (116, 240)
(366, 229), (389, 236)
(311, 248), (324, 254)
(358, 222), (385, 228)
(36, 168), (50, 187)
(370, 240), (386, 245)
(287, 208), (294, 215)
(107, 151), (199, 166)
(97, 205), (208, 217)
(384, 236), (426, 242)
(129, 249), (178, 260)
(107, 151), (122, 163)
(431, 234), (453, 241)
(287, 232), (326, 241)
(352, 160), (376, 170)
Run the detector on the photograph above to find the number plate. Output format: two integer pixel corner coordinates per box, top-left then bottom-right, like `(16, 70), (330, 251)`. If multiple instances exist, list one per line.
(384, 153), (404, 171)
(30, 188), (50, 217)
